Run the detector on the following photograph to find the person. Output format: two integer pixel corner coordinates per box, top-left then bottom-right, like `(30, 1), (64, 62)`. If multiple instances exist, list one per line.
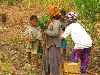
(60, 9), (68, 61)
(44, 4), (62, 75)
(61, 12), (92, 74)
(24, 15), (42, 64)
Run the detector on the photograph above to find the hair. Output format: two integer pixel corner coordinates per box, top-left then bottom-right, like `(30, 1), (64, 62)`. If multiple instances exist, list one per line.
(60, 9), (66, 16)
(51, 14), (61, 20)
(30, 15), (38, 21)
(1, 13), (7, 23)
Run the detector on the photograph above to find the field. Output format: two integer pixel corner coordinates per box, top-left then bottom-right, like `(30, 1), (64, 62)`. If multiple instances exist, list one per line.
(0, 0), (100, 75)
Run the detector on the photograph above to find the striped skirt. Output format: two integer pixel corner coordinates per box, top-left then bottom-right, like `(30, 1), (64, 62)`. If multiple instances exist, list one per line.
(48, 46), (61, 75)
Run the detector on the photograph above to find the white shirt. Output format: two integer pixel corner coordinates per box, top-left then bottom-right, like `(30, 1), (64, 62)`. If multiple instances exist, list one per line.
(63, 22), (92, 49)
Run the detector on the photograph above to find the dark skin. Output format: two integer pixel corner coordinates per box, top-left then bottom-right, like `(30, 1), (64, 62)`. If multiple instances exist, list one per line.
(26, 19), (38, 42)
(30, 19), (37, 27)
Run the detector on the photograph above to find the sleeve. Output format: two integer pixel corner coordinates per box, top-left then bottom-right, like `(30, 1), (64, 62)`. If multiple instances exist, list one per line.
(63, 25), (71, 38)
(45, 22), (60, 37)
(36, 30), (42, 41)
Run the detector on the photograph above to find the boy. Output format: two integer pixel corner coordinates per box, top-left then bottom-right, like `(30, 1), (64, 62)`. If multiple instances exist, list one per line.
(24, 15), (42, 64)
(61, 12), (92, 74)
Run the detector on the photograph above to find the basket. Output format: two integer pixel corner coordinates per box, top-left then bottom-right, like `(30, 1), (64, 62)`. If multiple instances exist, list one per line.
(63, 62), (80, 75)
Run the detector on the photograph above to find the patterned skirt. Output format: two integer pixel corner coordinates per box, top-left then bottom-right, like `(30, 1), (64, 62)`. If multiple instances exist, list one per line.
(48, 46), (61, 75)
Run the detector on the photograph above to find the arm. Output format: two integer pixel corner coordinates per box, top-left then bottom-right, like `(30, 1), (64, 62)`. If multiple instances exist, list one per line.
(62, 25), (71, 38)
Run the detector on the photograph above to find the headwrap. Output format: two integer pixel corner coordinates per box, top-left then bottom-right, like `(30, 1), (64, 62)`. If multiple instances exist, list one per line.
(65, 12), (78, 21)
(48, 4), (60, 17)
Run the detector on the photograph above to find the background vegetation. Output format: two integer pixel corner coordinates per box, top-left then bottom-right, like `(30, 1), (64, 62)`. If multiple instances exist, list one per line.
(0, 0), (100, 74)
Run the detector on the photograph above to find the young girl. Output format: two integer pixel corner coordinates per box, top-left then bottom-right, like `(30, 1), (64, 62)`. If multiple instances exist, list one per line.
(24, 15), (42, 63)
(61, 12), (92, 74)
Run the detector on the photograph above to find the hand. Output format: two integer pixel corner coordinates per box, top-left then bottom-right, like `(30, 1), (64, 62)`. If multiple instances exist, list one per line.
(60, 32), (64, 39)
(26, 37), (32, 42)
(48, 24), (53, 30)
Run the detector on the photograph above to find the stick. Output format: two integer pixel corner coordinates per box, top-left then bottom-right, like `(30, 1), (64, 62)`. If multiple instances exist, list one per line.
(41, 30), (49, 75)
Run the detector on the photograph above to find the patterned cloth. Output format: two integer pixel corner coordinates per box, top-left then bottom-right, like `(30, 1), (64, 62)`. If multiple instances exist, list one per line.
(65, 12), (78, 21)
(45, 20), (62, 48)
(45, 19), (62, 75)
(24, 26), (42, 54)
(71, 48), (91, 73)
(61, 39), (67, 49)
(48, 46), (61, 75)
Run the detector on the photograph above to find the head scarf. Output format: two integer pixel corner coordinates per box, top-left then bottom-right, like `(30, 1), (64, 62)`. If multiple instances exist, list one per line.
(65, 12), (78, 22)
(48, 4), (60, 17)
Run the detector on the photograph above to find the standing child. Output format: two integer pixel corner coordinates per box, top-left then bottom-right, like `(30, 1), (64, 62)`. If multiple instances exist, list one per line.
(61, 12), (92, 74)
(60, 9), (68, 61)
(24, 15), (42, 64)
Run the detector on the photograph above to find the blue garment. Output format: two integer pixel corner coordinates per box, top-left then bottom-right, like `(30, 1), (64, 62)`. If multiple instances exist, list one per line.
(61, 39), (67, 49)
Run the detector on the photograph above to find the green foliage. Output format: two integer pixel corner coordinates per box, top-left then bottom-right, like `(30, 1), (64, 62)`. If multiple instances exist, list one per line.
(1, 0), (17, 5)
(74, 0), (99, 22)
(74, 0), (99, 37)
(8, 0), (16, 5)
(96, 0), (100, 13)
(0, 62), (12, 73)
(38, 15), (50, 29)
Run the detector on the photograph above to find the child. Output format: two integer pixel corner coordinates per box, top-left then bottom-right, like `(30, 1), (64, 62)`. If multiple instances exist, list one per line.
(60, 9), (68, 61)
(24, 15), (42, 63)
(61, 12), (92, 74)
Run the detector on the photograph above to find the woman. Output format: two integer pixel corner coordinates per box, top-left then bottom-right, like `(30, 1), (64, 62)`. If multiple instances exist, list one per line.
(45, 4), (62, 75)
(61, 12), (92, 74)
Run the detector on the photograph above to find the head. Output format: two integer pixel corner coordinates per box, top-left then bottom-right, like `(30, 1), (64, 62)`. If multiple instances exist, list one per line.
(65, 12), (78, 24)
(30, 15), (38, 27)
(48, 4), (61, 20)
